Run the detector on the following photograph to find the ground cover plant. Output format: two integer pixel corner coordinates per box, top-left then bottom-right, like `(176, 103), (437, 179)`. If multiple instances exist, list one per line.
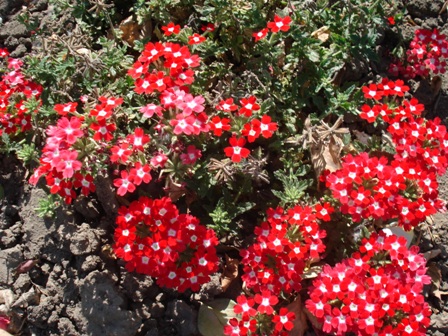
(1, 0), (448, 335)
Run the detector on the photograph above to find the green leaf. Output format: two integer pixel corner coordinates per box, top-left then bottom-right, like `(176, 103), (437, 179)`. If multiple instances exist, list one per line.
(198, 299), (237, 336)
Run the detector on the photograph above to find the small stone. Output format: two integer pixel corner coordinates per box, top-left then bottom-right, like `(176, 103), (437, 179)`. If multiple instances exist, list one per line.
(69, 223), (100, 256)
(166, 300), (198, 336)
(80, 255), (103, 273)
(13, 273), (31, 294)
(57, 318), (80, 336)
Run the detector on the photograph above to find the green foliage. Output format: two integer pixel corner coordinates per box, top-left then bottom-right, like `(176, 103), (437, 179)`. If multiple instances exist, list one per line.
(208, 196), (255, 235)
(35, 194), (60, 218)
(0, 133), (23, 155)
(16, 143), (39, 167)
(272, 166), (314, 207)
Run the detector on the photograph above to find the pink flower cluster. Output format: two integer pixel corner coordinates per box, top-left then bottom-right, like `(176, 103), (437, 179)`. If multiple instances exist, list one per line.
(326, 78), (447, 230)
(390, 28), (448, 78)
(306, 232), (431, 336)
(0, 48), (43, 136)
(114, 196), (219, 292)
(128, 41), (210, 136)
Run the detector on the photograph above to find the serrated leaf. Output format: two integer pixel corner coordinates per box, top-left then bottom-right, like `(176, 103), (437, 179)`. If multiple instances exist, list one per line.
(198, 299), (237, 336)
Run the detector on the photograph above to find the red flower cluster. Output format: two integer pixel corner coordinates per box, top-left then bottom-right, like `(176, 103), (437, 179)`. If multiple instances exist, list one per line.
(209, 96), (278, 162)
(330, 79), (448, 229)
(325, 152), (445, 230)
(0, 50), (43, 136)
(240, 204), (329, 295)
(113, 196), (219, 292)
(306, 231), (431, 336)
(390, 28), (448, 78)
(224, 292), (295, 336)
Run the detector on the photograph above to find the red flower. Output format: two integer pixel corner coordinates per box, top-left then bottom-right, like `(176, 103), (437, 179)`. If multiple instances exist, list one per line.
(54, 102), (78, 116)
(267, 15), (292, 33)
(258, 115), (278, 138)
(73, 173), (96, 196)
(126, 127), (150, 151)
(201, 23), (215, 32)
(90, 119), (116, 142)
(234, 295), (257, 317)
(254, 290), (278, 315)
(129, 162), (152, 185)
(161, 22), (181, 36)
(209, 116), (231, 136)
(314, 202), (334, 221)
(110, 143), (132, 164)
(387, 17), (395, 25)
(224, 136), (250, 162)
(188, 33), (206, 45)
(216, 98), (238, 112)
(362, 83), (383, 100)
(0, 48), (10, 57)
(253, 28), (268, 41)
(241, 122), (260, 143)
(239, 96), (260, 117)
(272, 307), (296, 331)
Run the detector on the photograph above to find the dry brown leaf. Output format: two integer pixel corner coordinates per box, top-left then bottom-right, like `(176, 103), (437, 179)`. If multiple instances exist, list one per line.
(221, 255), (239, 292)
(286, 295), (308, 336)
(440, 0), (448, 15)
(427, 262), (443, 299)
(303, 116), (347, 179)
(311, 26), (330, 42)
(302, 265), (323, 280)
(423, 249), (442, 261)
(165, 177), (186, 202)
(310, 134), (342, 178)
(118, 16), (152, 46)
(353, 130), (370, 145)
(303, 306), (323, 331)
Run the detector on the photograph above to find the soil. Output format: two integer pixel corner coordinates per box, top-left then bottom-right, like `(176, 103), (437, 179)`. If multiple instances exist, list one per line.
(0, 0), (448, 335)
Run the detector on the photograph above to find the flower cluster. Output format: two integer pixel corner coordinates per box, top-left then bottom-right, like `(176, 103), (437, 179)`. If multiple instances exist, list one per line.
(128, 41), (209, 135)
(114, 196), (219, 292)
(253, 15), (292, 41)
(390, 28), (448, 78)
(326, 78), (447, 230)
(306, 231), (431, 336)
(0, 48), (43, 137)
(210, 96), (278, 162)
(29, 97), (126, 203)
(224, 292), (296, 336)
(240, 204), (330, 295)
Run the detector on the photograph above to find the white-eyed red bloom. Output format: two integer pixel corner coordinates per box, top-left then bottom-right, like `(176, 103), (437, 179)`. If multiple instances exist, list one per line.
(253, 28), (269, 41)
(188, 33), (206, 45)
(267, 15), (292, 33)
(224, 136), (250, 162)
(161, 22), (181, 36)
